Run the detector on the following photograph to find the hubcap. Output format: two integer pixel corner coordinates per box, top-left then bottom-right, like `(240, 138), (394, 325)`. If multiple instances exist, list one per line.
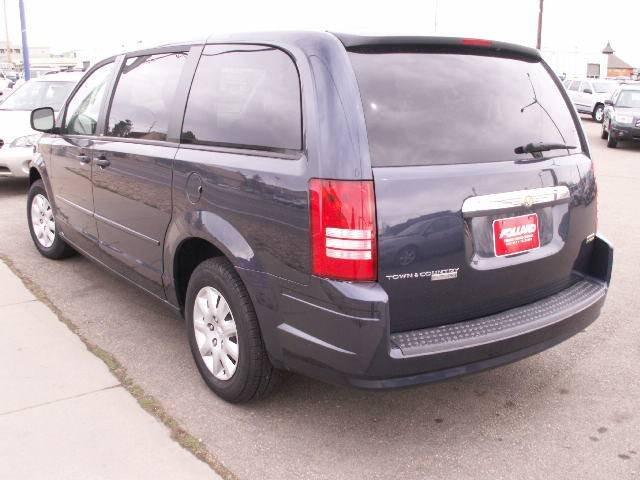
(192, 286), (239, 381)
(31, 194), (55, 248)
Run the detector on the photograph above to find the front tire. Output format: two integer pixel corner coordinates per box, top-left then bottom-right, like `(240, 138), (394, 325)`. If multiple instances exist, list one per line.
(593, 104), (604, 123)
(27, 179), (75, 259)
(607, 133), (618, 148)
(601, 121), (608, 139)
(185, 257), (282, 403)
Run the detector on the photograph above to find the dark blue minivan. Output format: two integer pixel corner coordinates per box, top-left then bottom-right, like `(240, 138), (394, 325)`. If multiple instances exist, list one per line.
(27, 32), (612, 402)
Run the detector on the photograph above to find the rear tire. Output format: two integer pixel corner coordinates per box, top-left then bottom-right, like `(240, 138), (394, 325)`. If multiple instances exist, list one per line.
(27, 179), (75, 259)
(592, 104), (604, 123)
(185, 257), (283, 403)
(607, 133), (618, 148)
(600, 122), (608, 139)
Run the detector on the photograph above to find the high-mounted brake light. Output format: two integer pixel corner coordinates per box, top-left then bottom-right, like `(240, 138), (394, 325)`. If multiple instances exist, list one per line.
(309, 179), (377, 281)
(461, 38), (493, 47)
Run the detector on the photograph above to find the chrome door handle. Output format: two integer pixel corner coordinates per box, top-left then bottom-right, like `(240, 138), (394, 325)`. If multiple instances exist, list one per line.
(95, 155), (110, 169)
(76, 153), (90, 164)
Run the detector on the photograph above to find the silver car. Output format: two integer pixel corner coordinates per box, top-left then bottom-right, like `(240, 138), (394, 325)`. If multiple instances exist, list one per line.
(0, 71), (82, 178)
(563, 78), (618, 122)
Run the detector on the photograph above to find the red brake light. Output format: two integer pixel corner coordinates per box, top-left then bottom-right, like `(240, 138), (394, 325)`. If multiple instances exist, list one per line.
(461, 38), (493, 47)
(309, 179), (377, 281)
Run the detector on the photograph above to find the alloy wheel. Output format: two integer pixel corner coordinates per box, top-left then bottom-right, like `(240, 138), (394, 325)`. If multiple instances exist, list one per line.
(30, 194), (55, 248)
(192, 286), (239, 381)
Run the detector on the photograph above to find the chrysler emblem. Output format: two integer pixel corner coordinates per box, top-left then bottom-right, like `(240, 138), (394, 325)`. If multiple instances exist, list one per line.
(523, 196), (534, 208)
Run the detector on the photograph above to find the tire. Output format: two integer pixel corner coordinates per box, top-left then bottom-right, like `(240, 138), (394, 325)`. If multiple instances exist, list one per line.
(592, 104), (604, 123)
(607, 133), (617, 148)
(27, 179), (75, 259)
(185, 257), (282, 403)
(600, 123), (608, 139)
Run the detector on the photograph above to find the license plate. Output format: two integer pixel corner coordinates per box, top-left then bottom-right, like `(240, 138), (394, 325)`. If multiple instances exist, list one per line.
(493, 214), (540, 257)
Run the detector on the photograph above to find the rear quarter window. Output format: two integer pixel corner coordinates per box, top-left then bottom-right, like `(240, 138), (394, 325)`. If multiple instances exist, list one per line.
(181, 45), (301, 152)
(349, 51), (581, 167)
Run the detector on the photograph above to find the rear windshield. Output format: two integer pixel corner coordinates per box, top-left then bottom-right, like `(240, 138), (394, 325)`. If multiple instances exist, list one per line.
(349, 51), (581, 167)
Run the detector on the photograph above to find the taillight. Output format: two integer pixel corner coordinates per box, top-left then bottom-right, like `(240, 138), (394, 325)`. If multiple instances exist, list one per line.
(309, 179), (377, 281)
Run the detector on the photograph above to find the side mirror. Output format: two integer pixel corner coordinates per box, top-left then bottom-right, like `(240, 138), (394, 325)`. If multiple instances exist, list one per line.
(583, 88), (593, 94)
(30, 107), (56, 133)
(604, 99), (613, 106)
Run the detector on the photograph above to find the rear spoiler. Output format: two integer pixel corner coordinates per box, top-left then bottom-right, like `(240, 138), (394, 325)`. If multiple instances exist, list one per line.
(332, 33), (541, 60)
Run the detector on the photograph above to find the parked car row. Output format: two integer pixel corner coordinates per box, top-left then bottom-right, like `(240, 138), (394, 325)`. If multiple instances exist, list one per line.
(24, 33), (611, 403)
(0, 72), (83, 178)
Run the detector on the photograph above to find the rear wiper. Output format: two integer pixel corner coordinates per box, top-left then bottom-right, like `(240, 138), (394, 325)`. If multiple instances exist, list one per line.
(514, 142), (576, 160)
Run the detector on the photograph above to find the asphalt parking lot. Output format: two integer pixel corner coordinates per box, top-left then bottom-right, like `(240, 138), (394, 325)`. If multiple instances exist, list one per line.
(0, 120), (638, 480)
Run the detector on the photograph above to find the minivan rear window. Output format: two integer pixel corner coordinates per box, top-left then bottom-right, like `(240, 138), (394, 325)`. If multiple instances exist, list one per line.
(349, 51), (581, 167)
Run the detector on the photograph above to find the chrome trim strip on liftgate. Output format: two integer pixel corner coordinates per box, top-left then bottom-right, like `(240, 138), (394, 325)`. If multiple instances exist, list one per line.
(461, 186), (570, 217)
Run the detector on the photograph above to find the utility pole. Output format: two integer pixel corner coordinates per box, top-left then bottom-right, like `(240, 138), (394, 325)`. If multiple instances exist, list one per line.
(434, 0), (438, 34)
(3, 0), (11, 64)
(536, 0), (544, 50)
(18, 0), (29, 79)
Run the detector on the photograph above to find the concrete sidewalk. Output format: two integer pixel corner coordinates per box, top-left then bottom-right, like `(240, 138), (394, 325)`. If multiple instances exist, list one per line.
(0, 261), (219, 479)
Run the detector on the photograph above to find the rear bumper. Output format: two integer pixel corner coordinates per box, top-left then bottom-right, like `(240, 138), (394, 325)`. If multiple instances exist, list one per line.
(355, 278), (606, 388)
(255, 236), (613, 389)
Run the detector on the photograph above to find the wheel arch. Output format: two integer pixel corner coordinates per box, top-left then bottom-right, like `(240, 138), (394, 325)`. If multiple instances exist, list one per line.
(29, 166), (42, 185)
(164, 212), (258, 312)
(28, 152), (56, 210)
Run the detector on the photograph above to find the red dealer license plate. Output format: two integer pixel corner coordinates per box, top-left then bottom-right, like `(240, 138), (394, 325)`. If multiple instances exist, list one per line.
(493, 214), (540, 257)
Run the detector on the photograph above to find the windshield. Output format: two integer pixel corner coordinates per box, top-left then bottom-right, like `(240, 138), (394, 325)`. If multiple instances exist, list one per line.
(593, 82), (616, 94)
(349, 51), (581, 167)
(0, 80), (75, 111)
(616, 90), (640, 108)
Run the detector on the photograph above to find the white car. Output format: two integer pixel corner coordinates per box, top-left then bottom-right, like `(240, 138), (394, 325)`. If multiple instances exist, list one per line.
(0, 72), (83, 178)
(563, 78), (618, 123)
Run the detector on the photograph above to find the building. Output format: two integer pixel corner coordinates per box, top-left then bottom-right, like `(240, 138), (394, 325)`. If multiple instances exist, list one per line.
(0, 41), (82, 74)
(602, 41), (635, 78)
(607, 54), (634, 78)
(542, 47), (607, 79)
(543, 41), (637, 80)
(0, 40), (21, 60)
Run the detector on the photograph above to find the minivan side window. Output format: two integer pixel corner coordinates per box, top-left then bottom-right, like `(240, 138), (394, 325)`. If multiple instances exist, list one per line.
(64, 62), (114, 135)
(106, 52), (187, 141)
(181, 45), (301, 151)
